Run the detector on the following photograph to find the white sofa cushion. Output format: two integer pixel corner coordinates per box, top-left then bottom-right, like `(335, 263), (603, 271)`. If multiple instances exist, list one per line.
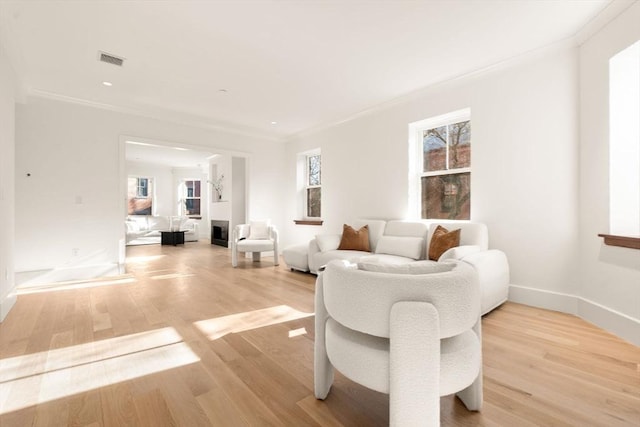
(316, 234), (342, 252)
(438, 245), (481, 262)
(313, 250), (368, 271)
(249, 220), (270, 239)
(125, 221), (140, 233)
(237, 239), (275, 252)
(148, 216), (169, 231)
(383, 220), (429, 238)
(375, 236), (424, 260)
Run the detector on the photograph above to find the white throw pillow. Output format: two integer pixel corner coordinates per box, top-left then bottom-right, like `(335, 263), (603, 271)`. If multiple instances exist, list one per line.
(375, 236), (424, 260)
(315, 234), (342, 252)
(357, 260), (454, 275)
(248, 220), (270, 240)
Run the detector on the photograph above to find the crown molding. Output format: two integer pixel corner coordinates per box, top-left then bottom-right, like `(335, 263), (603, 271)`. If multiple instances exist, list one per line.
(285, 37), (578, 142)
(574, 0), (638, 45)
(26, 88), (282, 142)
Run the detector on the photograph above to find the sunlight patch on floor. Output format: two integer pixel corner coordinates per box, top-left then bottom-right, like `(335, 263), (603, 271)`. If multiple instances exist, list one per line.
(0, 327), (199, 414)
(194, 305), (314, 340)
(288, 327), (307, 338)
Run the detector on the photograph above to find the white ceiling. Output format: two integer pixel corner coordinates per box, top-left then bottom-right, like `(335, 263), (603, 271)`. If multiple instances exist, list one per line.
(0, 0), (618, 139)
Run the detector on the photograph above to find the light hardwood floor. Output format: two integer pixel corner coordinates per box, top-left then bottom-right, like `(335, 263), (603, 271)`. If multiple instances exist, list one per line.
(0, 241), (638, 426)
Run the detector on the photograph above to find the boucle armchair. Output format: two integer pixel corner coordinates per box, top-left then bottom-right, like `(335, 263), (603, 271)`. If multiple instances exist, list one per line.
(231, 220), (279, 267)
(315, 259), (482, 426)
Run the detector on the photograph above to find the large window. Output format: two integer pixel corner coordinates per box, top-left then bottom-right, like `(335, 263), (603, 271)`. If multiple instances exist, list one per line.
(306, 153), (322, 218)
(609, 40), (639, 237)
(183, 179), (201, 217)
(127, 176), (153, 215)
(410, 109), (471, 220)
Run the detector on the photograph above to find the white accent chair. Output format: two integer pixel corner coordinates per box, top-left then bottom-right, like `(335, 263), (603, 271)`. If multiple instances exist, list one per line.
(231, 220), (279, 267)
(315, 259), (483, 426)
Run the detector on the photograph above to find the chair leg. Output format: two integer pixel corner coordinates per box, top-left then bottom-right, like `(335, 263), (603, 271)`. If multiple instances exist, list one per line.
(252, 252), (261, 262)
(314, 273), (334, 399)
(456, 316), (483, 411)
(390, 301), (440, 427)
(232, 247), (238, 267)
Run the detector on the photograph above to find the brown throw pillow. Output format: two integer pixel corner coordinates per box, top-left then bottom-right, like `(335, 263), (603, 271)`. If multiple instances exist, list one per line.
(338, 224), (371, 252)
(428, 225), (461, 260)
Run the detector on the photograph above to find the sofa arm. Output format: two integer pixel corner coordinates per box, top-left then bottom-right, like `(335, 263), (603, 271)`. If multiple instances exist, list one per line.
(438, 245), (482, 262)
(309, 239), (322, 273)
(462, 249), (510, 315)
(234, 224), (250, 241)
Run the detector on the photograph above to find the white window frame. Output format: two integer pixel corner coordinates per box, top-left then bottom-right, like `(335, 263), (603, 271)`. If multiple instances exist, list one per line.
(135, 177), (149, 198)
(182, 178), (202, 217)
(408, 108), (471, 219)
(305, 153), (322, 218)
(296, 148), (322, 220)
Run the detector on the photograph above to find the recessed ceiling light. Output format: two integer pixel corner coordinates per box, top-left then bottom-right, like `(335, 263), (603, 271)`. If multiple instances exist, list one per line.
(271, 121), (277, 125)
(102, 81), (113, 86)
(218, 89), (228, 93)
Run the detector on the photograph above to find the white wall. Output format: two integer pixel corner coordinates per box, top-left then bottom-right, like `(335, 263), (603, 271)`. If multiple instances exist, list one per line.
(0, 40), (17, 321)
(284, 44), (581, 298)
(15, 96), (285, 275)
(578, 2), (640, 344)
(126, 161), (173, 217)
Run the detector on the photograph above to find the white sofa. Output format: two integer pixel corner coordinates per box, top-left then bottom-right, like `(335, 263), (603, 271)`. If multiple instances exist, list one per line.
(125, 215), (199, 246)
(306, 219), (509, 315)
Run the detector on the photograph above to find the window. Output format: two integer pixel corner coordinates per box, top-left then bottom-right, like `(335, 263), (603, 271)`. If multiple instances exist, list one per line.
(306, 154), (322, 218)
(127, 176), (153, 215)
(609, 40), (639, 237)
(295, 149), (323, 225)
(410, 109), (471, 220)
(183, 179), (201, 217)
(136, 178), (148, 197)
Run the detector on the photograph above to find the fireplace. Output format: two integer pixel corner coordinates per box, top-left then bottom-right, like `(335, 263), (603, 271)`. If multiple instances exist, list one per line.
(211, 220), (229, 247)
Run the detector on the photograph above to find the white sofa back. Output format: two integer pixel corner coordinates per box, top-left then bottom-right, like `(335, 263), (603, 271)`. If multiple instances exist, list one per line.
(350, 218), (386, 252)
(425, 221), (488, 252)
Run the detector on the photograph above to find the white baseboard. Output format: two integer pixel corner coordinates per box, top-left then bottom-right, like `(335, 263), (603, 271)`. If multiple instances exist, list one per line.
(16, 263), (123, 288)
(509, 285), (640, 347)
(0, 288), (17, 322)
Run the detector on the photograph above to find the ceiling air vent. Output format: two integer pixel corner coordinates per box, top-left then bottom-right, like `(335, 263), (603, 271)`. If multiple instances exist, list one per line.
(98, 51), (125, 67)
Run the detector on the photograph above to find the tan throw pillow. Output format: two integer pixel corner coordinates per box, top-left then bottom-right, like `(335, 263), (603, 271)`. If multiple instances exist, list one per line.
(428, 225), (461, 260)
(338, 224), (371, 252)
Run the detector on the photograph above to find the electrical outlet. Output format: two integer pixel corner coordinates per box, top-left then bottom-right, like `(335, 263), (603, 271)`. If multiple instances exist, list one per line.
(72, 248), (79, 256)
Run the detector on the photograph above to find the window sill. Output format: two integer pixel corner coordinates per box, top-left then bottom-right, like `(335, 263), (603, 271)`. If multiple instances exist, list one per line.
(598, 234), (640, 249)
(294, 219), (323, 226)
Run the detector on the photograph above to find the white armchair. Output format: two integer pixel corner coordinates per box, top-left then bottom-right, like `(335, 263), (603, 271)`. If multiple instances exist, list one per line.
(315, 259), (483, 426)
(231, 220), (279, 268)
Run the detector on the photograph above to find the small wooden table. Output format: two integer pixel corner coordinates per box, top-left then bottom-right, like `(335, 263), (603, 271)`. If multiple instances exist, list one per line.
(161, 230), (186, 246)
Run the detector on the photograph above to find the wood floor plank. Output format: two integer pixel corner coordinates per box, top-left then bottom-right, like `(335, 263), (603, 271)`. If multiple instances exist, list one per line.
(0, 241), (637, 426)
